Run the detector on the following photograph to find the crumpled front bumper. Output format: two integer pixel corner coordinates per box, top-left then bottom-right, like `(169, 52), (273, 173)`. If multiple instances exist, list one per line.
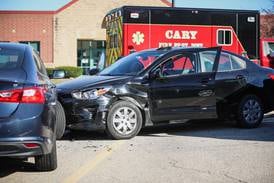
(59, 94), (113, 131)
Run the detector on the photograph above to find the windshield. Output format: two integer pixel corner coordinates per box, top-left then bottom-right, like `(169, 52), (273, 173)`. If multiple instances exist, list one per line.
(99, 50), (163, 76)
(268, 42), (274, 52)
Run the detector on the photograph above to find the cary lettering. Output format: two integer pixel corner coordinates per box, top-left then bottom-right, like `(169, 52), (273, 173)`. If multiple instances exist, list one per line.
(165, 30), (198, 40)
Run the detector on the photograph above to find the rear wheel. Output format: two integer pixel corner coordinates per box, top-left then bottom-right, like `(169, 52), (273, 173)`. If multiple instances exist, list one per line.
(35, 138), (57, 171)
(56, 101), (66, 140)
(106, 101), (143, 140)
(236, 95), (263, 128)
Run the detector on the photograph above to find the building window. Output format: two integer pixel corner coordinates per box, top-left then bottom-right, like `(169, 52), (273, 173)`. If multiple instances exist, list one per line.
(19, 41), (40, 53)
(217, 30), (232, 45)
(77, 40), (106, 71)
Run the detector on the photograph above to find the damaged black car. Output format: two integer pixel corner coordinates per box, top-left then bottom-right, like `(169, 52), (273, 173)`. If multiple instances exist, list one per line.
(56, 47), (274, 139)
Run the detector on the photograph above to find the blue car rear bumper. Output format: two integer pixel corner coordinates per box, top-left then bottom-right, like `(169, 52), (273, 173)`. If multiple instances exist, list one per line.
(0, 103), (55, 157)
(0, 137), (53, 157)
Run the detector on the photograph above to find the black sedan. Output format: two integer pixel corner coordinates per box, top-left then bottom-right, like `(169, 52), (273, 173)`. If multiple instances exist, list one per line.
(57, 47), (274, 139)
(0, 43), (59, 171)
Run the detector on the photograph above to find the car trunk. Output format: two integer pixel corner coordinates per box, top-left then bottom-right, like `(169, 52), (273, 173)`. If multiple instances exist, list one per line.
(0, 69), (26, 118)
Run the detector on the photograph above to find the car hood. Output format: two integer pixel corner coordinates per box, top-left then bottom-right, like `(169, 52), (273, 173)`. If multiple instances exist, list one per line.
(56, 75), (132, 92)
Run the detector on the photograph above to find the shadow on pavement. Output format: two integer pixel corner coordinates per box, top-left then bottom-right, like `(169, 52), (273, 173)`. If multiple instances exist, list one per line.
(0, 158), (37, 178)
(59, 129), (108, 141)
(60, 117), (274, 142)
(139, 119), (274, 142)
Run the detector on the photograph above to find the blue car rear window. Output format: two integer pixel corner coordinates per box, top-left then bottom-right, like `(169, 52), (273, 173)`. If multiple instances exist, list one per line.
(0, 48), (23, 70)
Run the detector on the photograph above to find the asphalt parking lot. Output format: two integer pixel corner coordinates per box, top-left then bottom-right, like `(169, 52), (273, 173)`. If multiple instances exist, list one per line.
(0, 115), (274, 183)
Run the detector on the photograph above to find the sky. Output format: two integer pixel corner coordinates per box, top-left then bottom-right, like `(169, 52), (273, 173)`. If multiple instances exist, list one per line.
(174, 0), (274, 12)
(0, 0), (71, 10)
(0, 0), (273, 12)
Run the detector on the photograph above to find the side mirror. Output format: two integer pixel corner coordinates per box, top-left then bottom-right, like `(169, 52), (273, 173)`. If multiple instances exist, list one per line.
(89, 68), (100, 75)
(50, 69), (67, 79)
(267, 52), (274, 59)
(149, 68), (161, 80)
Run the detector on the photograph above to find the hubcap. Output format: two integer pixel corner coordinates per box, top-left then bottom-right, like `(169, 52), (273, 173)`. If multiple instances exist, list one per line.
(243, 99), (262, 123)
(112, 107), (137, 135)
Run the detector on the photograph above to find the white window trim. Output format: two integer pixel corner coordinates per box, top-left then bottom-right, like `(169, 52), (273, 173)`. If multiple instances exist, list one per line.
(216, 29), (233, 46)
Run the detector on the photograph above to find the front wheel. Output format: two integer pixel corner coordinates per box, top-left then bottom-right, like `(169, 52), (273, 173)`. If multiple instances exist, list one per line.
(236, 95), (264, 128)
(106, 101), (143, 140)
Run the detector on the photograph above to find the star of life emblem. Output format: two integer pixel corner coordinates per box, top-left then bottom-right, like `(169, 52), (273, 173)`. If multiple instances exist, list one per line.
(132, 31), (144, 45)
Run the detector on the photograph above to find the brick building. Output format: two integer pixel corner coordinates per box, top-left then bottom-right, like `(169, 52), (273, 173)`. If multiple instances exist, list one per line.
(0, 0), (170, 68)
(0, 12), (54, 64)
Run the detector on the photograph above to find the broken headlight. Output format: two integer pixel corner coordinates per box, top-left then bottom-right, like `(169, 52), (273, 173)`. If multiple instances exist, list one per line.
(72, 87), (111, 100)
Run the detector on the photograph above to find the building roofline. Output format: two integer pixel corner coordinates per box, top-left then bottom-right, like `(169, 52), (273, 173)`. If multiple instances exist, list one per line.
(0, 10), (55, 14)
(0, 0), (79, 14)
(55, 0), (79, 13)
(160, 0), (172, 7)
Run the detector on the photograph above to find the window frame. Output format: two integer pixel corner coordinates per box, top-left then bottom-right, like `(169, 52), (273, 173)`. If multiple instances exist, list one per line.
(216, 29), (233, 46)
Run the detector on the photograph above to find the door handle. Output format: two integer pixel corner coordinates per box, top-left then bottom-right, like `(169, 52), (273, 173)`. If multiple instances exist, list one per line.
(236, 75), (245, 80)
(200, 78), (211, 84)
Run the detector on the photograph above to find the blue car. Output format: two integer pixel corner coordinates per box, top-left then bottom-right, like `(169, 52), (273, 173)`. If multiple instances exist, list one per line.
(0, 43), (59, 171)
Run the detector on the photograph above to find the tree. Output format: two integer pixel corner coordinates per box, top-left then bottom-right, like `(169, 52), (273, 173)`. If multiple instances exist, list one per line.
(261, 14), (274, 38)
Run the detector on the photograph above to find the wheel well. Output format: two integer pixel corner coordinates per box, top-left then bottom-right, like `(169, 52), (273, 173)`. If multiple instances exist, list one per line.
(234, 88), (268, 113)
(237, 89), (269, 113)
(217, 88), (269, 119)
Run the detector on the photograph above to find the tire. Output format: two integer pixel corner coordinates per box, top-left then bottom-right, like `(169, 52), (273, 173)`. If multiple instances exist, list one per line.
(106, 101), (143, 140)
(56, 101), (66, 140)
(35, 138), (57, 171)
(236, 94), (264, 128)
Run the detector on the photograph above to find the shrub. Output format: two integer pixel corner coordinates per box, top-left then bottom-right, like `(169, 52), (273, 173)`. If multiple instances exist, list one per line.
(46, 66), (83, 78)
(46, 68), (54, 76)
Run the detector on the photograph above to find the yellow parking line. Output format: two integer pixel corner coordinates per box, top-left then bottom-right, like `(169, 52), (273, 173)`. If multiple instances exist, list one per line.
(62, 140), (125, 183)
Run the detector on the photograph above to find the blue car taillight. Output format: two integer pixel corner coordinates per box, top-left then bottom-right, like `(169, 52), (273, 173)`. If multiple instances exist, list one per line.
(0, 87), (46, 104)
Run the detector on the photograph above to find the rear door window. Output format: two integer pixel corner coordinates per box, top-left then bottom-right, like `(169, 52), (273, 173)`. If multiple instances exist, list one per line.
(0, 48), (23, 69)
(218, 52), (246, 72)
(218, 53), (232, 71)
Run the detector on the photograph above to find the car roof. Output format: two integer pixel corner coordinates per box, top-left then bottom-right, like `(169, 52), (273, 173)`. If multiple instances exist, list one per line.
(142, 46), (247, 58)
(0, 42), (28, 52)
(140, 46), (223, 55)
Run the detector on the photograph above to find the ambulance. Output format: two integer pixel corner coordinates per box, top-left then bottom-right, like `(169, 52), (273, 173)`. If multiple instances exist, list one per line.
(102, 6), (273, 68)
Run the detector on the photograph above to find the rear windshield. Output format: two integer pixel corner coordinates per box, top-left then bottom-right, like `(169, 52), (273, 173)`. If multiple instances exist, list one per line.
(0, 48), (23, 70)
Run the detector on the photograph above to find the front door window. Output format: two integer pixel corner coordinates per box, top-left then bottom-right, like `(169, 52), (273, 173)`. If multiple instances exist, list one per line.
(159, 53), (196, 77)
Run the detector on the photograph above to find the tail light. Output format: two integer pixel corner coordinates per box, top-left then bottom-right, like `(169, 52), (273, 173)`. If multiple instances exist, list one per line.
(268, 74), (274, 80)
(0, 87), (45, 104)
(23, 143), (39, 148)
